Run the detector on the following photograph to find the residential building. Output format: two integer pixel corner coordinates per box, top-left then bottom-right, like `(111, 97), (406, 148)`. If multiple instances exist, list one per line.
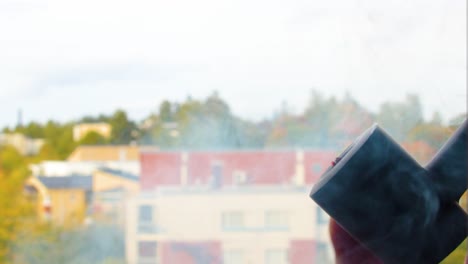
(140, 150), (336, 190)
(26, 145), (143, 227)
(73, 123), (112, 142)
(30, 160), (140, 177)
(68, 145), (141, 162)
(31, 175), (93, 227)
(92, 168), (140, 227)
(126, 186), (332, 264)
(0, 133), (44, 155)
(126, 150), (337, 264)
(25, 168), (139, 227)
(93, 168), (140, 194)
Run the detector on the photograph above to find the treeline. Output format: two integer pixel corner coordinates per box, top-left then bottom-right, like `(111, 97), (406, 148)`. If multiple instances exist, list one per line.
(3, 110), (137, 160)
(2, 91), (466, 160)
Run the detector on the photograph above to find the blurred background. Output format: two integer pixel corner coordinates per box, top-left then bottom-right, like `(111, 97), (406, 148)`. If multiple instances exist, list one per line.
(0, 0), (465, 263)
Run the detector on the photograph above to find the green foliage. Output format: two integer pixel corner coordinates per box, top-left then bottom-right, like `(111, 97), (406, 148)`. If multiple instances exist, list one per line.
(36, 142), (60, 161)
(79, 114), (110, 123)
(78, 131), (108, 146)
(407, 123), (453, 149)
(141, 92), (257, 149)
(108, 110), (137, 145)
(0, 146), (35, 263)
(266, 90), (373, 149)
(2, 92), (464, 153)
(449, 113), (466, 127)
(15, 122), (44, 139)
(3, 109), (139, 161)
(159, 100), (174, 122)
(6, 121), (77, 160)
(41, 122), (77, 159)
(137, 91), (465, 150)
(376, 94), (424, 142)
(0, 146), (26, 174)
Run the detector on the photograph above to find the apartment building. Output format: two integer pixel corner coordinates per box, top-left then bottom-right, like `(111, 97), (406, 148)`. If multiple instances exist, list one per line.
(73, 122), (112, 141)
(68, 145), (141, 162)
(126, 186), (332, 264)
(0, 133), (44, 155)
(126, 150), (336, 264)
(140, 150), (336, 190)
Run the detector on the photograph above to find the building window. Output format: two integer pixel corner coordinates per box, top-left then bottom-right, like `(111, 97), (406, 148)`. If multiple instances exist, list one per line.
(222, 211), (244, 230)
(139, 205), (153, 222)
(312, 164), (322, 174)
(317, 207), (328, 225)
(224, 249), (244, 264)
(138, 241), (157, 264)
(265, 210), (289, 230)
(232, 170), (247, 185)
(139, 205), (158, 233)
(265, 249), (288, 264)
(211, 162), (223, 188)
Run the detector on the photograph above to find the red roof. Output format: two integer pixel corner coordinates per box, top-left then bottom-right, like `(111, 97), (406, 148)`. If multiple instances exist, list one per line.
(140, 150), (336, 190)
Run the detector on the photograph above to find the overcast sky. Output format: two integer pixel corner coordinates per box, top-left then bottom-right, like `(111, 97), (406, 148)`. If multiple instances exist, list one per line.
(0, 0), (465, 127)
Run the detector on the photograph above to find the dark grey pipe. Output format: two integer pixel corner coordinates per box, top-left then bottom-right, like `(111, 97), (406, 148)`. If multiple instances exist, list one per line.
(427, 119), (467, 202)
(310, 119), (467, 264)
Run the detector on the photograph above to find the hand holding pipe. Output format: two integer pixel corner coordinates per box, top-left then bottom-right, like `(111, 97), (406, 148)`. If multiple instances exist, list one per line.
(310, 120), (467, 264)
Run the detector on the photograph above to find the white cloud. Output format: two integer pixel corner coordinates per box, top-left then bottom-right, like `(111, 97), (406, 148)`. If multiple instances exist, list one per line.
(0, 0), (465, 126)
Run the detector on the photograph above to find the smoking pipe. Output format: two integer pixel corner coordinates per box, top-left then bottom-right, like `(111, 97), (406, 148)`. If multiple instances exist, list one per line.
(310, 119), (467, 264)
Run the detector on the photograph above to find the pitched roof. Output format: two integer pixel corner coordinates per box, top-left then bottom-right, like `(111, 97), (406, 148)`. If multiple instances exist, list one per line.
(97, 167), (139, 181)
(38, 175), (92, 190)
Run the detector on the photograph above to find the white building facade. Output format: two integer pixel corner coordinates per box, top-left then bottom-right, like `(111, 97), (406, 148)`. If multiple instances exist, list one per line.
(126, 186), (333, 264)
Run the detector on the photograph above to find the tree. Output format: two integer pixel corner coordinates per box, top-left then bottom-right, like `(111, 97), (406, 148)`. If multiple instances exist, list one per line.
(159, 100), (173, 122)
(32, 121), (78, 160)
(448, 113), (466, 127)
(376, 94), (424, 142)
(15, 122), (44, 138)
(109, 110), (137, 144)
(266, 90), (373, 149)
(0, 146), (35, 263)
(430, 111), (443, 125)
(78, 131), (108, 145)
(141, 93), (258, 149)
(36, 142), (60, 161)
(407, 123), (452, 149)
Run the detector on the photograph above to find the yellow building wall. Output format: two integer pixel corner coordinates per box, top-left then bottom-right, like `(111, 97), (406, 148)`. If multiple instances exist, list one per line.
(48, 189), (87, 227)
(25, 176), (51, 222)
(73, 123), (112, 142)
(68, 146), (140, 161)
(93, 171), (139, 193)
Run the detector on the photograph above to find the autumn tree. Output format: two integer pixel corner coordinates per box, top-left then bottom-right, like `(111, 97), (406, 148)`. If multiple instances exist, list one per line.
(0, 146), (35, 263)
(376, 94), (424, 142)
